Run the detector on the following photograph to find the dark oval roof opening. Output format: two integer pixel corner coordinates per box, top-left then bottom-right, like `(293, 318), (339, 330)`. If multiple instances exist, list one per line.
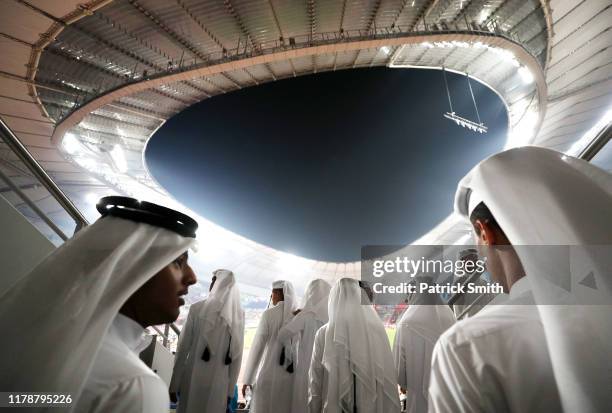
(146, 67), (507, 262)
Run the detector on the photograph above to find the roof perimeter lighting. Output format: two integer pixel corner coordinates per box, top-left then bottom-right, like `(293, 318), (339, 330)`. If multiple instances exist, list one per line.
(110, 145), (128, 173)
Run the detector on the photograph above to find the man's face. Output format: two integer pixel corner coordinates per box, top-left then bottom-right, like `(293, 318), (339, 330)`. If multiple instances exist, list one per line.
(123, 252), (197, 326)
(271, 288), (284, 305)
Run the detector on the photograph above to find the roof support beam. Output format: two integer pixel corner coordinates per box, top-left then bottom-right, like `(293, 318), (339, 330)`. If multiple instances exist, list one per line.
(74, 126), (145, 144)
(0, 32), (34, 47)
(242, 68), (260, 86)
(351, 49), (362, 68)
(419, 50), (441, 68)
(175, 0), (226, 51)
(410, 0), (441, 31)
(267, 0), (284, 39)
(86, 112), (156, 131)
(307, 0), (317, 38)
(223, 0), (278, 81)
(198, 77), (228, 95)
(451, 0), (479, 25)
(127, 0), (207, 62)
(387, 44), (406, 66)
(365, 0), (382, 31)
(339, 0), (348, 32)
(460, 48), (488, 73)
(224, 0), (257, 49)
(436, 46), (462, 67)
(263, 0), (296, 77)
(130, 0), (248, 91)
(389, 0), (412, 30)
(70, 16), (163, 72)
(106, 103), (168, 122)
(93, 7), (224, 95)
(221, 72), (243, 89)
(0, 70), (78, 97)
(150, 88), (197, 106)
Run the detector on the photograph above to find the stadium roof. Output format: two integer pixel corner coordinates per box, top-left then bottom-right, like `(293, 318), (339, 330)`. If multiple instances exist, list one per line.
(1, 0), (611, 299)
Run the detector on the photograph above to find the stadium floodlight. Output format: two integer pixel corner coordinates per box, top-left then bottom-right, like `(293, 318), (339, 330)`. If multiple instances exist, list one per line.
(63, 133), (81, 155)
(85, 192), (99, 204)
(444, 112), (488, 134)
(518, 66), (534, 84)
(110, 144), (128, 173)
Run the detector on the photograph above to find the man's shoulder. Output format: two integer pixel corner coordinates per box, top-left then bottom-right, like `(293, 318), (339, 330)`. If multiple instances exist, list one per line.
(440, 304), (542, 348)
(263, 302), (284, 317)
(79, 344), (168, 412)
(78, 373), (168, 413)
(89, 336), (161, 387)
(398, 305), (453, 327)
(189, 300), (206, 312)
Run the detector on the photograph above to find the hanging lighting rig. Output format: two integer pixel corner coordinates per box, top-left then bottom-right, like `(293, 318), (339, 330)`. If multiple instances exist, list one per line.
(442, 67), (488, 134)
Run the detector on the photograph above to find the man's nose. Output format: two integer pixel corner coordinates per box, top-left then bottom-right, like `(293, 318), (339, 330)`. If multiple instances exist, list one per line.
(183, 264), (197, 286)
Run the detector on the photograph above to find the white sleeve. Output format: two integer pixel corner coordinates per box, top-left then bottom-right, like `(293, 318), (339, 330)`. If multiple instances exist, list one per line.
(428, 336), (483, 413)
(396, 324), (430, 405)
(278, 312), (307, 346)
(392, 324), (406, 389)
(242, 310), (270, 385)
(227, 311), (245, 397)
(169, 304), (197, 392)
(88, 375), (169, 413)
(308, 327), (325, 413)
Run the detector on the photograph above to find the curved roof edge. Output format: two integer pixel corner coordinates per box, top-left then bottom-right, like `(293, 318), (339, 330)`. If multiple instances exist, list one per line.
(51, 31), (547, 148)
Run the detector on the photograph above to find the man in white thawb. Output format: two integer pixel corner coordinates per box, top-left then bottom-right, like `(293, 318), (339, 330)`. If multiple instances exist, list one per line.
(243, 280), (298, 413)
(278, 279), (331, 413)
(170, 269), (244, 413)
(309, 278), (401, 413)
(429, 147), (612, 412)
(393, 277), (454, 413)
(0, 196), (199, 413)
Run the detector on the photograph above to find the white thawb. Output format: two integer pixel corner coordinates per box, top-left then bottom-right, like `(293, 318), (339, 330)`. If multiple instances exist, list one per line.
(170, 270), (245, 413)
(430, 147), (612, 412)
(278, 279), (332, 413)
(309, 278), (401, 413)
(243, 280), (298, 413)
(393, 278), (455, 413)
(75, 313), (168, 413)
(0, 215), (194, 413)
(429, 277), (563, 412)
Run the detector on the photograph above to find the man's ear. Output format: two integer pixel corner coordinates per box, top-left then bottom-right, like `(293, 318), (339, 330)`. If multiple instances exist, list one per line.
(474, 219), (497, 245)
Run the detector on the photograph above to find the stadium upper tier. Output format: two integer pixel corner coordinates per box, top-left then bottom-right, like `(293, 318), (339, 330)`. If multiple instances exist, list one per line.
(1, 0), (611, 298)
